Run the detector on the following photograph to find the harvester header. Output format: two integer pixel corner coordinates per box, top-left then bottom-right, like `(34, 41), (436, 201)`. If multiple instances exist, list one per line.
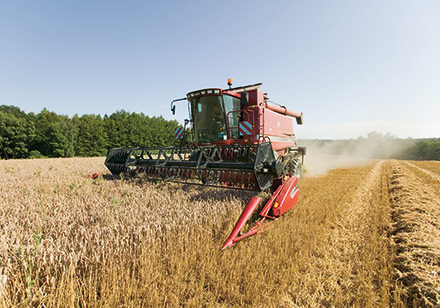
(105, 80), (306, 249)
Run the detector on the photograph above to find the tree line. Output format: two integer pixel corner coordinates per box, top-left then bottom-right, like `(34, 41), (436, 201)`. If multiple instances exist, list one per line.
(0, 105), (180, 159)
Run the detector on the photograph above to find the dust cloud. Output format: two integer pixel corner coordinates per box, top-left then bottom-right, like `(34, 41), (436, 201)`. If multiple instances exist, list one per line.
(303, 153), (374, 177)
(297, 133), (411, 177)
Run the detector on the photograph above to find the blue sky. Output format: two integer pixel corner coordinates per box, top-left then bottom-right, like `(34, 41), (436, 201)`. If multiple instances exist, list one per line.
(1, 1), (439, 139)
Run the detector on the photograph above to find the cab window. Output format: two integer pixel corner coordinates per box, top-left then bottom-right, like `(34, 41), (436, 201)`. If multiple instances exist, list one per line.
(190, 95), (227, 143)
(223, 94), (241, 139)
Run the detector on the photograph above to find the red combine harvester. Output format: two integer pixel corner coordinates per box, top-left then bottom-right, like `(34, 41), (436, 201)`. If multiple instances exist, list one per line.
(105, 80), (305, 249)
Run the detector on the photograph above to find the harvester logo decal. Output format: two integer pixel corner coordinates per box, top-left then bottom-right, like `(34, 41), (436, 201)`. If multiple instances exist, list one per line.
(239, 121), (252, 136)
(174, 127), (184, 139)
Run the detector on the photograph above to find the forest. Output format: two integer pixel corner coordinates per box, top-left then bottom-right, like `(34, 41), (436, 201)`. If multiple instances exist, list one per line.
(0, 105), (179, 159)
(0, 104), (439, 160)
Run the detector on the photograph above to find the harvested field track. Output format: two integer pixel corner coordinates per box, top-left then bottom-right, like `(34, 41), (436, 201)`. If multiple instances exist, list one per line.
(0, 158), (439, 307)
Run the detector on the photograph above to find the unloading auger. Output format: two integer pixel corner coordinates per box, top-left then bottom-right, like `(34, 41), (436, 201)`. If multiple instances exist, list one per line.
(105, 80), (306, 249)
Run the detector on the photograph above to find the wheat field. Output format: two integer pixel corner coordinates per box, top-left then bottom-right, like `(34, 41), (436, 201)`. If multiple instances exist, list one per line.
(0, 157), (439, 307)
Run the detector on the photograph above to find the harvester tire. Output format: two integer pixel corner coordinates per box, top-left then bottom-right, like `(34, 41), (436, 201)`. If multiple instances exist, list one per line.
(283, 156), (302, 180)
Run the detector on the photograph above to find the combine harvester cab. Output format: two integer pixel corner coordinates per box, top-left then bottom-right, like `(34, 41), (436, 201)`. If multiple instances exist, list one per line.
(105, 80), (306, 249)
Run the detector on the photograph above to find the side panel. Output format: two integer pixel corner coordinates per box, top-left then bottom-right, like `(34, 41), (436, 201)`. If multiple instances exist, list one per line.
(247, 89), (265, 105)
(239, 106), (297, 149)
(263, 108), (297, 150)
(263, 108), (294, 138)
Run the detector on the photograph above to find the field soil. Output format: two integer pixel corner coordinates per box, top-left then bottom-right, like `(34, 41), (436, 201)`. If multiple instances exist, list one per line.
(0, 158), (439, 307)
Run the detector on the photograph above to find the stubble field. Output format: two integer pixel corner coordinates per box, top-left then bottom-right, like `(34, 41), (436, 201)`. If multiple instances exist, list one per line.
(0, 157), (439, 307)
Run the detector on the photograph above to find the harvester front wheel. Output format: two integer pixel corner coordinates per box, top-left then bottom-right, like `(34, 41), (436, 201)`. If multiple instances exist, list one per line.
(283, 156), (302, 180)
